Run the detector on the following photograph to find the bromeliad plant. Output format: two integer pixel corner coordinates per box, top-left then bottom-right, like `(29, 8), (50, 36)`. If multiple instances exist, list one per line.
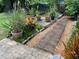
(25, 17), (36, 30)
(24, 17), (43, 31)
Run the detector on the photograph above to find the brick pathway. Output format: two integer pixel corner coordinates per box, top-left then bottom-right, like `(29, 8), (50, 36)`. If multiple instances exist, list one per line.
(27, 16), (68, 53)
(0, 38), (52, 59)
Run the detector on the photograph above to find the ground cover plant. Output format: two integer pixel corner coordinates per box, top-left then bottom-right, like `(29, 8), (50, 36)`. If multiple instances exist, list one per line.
(0, 13), (14, 40)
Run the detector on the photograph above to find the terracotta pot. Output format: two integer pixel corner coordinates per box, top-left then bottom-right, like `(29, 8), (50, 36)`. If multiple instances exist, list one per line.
(51, 16), (55, 20)
(11, 31), (22, 39)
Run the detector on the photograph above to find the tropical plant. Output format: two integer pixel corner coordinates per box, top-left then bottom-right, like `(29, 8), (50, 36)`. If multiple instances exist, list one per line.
(25, 17), (35, 25)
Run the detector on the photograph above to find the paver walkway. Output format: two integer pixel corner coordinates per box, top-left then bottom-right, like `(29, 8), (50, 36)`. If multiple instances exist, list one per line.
(0, 38), (52, 59)
(27, 16), (68, 53)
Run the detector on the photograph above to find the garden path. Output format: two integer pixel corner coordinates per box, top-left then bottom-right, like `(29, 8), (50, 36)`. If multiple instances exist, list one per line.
(0, 16), (76, 59)
(27, 16), (69, 53)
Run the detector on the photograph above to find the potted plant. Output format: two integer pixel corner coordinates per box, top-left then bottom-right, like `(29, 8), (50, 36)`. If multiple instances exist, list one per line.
(25, 17), (36, 30)
(50, 12), (55, 20)
(50, 10), (56, 20)
(11, 21), (23, 39)
(36, 16), (41, 21)
(11, 28), (22, 39)
(45, 16), (51, 22)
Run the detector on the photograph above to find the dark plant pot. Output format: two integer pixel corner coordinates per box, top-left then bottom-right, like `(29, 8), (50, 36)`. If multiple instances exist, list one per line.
(11, 31), (22, 39)
(51, 16), (55, 20)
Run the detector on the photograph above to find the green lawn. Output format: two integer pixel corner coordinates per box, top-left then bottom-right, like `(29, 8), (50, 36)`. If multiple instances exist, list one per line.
(0, 13), (12, 25)
(0, 13), (12, 40)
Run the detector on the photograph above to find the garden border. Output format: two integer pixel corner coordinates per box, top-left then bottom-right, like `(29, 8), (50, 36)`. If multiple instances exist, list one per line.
(22, 14), (63, 44)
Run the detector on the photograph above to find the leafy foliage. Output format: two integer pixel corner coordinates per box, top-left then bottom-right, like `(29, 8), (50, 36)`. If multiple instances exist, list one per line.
(65, 0), (79, 16)
(0, 9), (26, 35)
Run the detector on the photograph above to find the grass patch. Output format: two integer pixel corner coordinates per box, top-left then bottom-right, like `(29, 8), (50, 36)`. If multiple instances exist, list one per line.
(0, 13), (12, 40)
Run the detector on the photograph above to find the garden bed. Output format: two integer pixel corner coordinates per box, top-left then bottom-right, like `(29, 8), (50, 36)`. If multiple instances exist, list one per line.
(22, 20), (56, 44)
(0, 11), (63, 44)
(13, 14), (64, 44)
(11, 17), (56, 44)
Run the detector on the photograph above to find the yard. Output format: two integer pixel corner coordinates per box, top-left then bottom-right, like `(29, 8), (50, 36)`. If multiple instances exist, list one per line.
(0, 0), (79, 59)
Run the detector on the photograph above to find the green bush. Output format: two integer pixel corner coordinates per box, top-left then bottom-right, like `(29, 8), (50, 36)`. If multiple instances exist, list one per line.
(65, 0), (79, 16)
(15, 22), (43, 43)
(0, 9), (26, 35)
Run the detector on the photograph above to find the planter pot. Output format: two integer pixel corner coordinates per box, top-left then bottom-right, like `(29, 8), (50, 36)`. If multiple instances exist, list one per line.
(37, 16), (41, 21)
(11, 31), (22, 39)
(45, 16), (51, 22)
(51, 16), (55, 20)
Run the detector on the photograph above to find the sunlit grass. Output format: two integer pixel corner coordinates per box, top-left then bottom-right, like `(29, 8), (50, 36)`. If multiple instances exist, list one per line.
(0, 13), (12, 40)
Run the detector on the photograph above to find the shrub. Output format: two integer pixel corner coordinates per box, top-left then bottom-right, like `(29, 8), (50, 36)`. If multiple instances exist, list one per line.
(0, 9), (26, 36)
(65, 0), (79, 16)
